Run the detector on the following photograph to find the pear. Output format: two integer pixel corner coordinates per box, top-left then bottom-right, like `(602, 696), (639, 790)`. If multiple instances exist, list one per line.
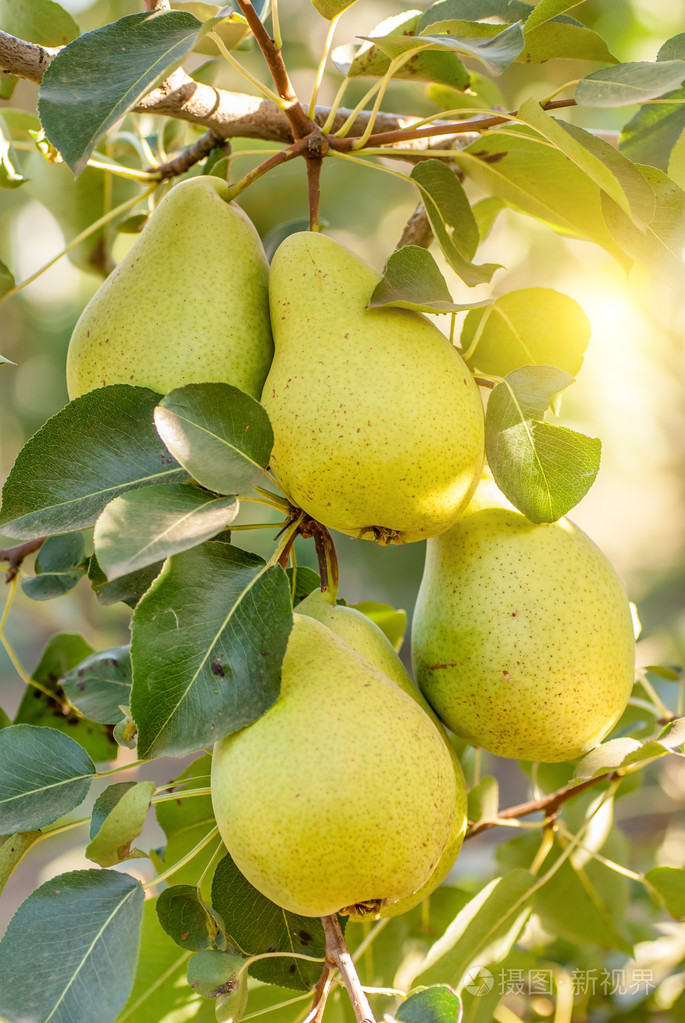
(66, 176), (273, 399)
(211, 614), (456, 918)
(412, 477), (636, 763)
(261, 232), (484, 544)
(297, 588), (468, 917)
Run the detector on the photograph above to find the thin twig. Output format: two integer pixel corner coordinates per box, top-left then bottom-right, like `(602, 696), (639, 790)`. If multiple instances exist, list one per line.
(0, 537), (46, 582)
(465, 772), (615, 839)
(321, 916), (376, 1023)
(396, 201), (432, 250)
(232, 0), (313, 140)
(153, 129), (228, 179)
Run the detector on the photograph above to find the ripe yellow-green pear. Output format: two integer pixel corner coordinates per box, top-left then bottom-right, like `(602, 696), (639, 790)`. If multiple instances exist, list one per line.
(261, 232), (485, 544)
(412, 477), (636, 763)
(66, 176), (272, 399)
(297, 587), (467, 917)
(211, 614), (456, 918)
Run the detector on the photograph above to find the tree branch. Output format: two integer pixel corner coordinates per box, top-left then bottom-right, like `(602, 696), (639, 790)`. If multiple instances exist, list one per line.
(396, 202), (433, 250)
(321, 916), (376, 1023)
(0, 538), (46, 582)
(465, 771), (615, 839)
(153, 128), (228, 178)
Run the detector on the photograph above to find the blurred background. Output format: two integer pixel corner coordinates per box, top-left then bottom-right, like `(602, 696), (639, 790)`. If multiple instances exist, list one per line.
(0, 0), (684, 994)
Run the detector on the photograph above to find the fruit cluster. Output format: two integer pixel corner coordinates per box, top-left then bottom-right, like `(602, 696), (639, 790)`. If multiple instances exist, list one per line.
(66, 176), (636, 919)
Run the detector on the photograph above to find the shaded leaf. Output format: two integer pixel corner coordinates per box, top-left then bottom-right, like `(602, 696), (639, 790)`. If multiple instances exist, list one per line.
(410, 160), (501, 286)
(457, 128), (632, 266)
(86, 780), (155, 866)
(646, 866), (685, 919)
(286, 565), (322, 605)
(157, 884), (225, 951)
(333, 11), (469, 91)
(411, 870), (535, 989)
(462, 287), (590, 378)
(658, 33), (685, 61)
(0, 724), (95, 833)
(517, 100), (655, 228)
(211, 853), (327, 991)
(39, 11), (205, 174)
(0, 0), (80, 45)
(379, 22), (524, 77)
(130, 542), (293, 758)
(0, 385), (187, 540)
(0, 256), (15, 300)
(0, 830), (41, 897)
(117, 898), (215, 1022)
(395, 986), (463, 1023)
(0, 869), (144, 1023)
(467, 776), (499, 826)
(155, 755), (219, 889)
(95, 483), (238, 580)
(485, 365), (601, 523)
(13, 632), (117, 762)
(187, 949), (246, 997)
(620, 86), (685, 173)
(21, 531), (87, 601)
(419, 0), (533, 34)
(576, 60), (685, 108)
(61, 645), (132, 724)
(155, 383), (273, 496)
(524, 0), (583, 32)
(369, 246), (491, 313)
(172, 2), (250, 55)
(88, 552), (163, 608)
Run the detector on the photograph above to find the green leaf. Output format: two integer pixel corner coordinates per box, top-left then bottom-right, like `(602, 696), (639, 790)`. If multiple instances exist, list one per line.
(0, 385), (187, 540)
(411, 870), (536, 989)
(395, 985), (463, 1023)
(381, 23), (525, 77)
(485, 365), (601, 523)
(95, 483), (238, 580)
(39, 11), (204, 174)
(211, 853), (327, 991)
(130, 542), (293, 758)
(154, 383), (273, 496)
(333, 11), (469, 91)
(155, 755), (219, 889)
(576, 60), (685, 108)
(351, 600), (408, 651)
(646, 866), (685, 919)
(13, 632), (117, 762)
(310, 0), (358, 21)
(61, 645), (132, 724)
(659, 33), (685, 61)
(575, 737), (648, 779)
(620, 86), (685, 173)
(410, 161), (501, 286)
(0, 256), (15, 299)
(157, 884), (225, 951)
(457, 128), (632, 265)
(187, 949), (246, 998)
(419, 0), (533, 34)
(0, 724), (95, 833)
(369, 246), (491, 313)
(0, 114), (27, 189)
(517, 100), (655, 228)
(601, 164), (685, 289)
(117, 898), (215, 1022)
(172, 2), (250, 55)
(461, 287), (590, 378)
(467, 776), (499, 826)
(0, 830), (41, 897)
(522, 21), (616, 63)
(286, 565), (322, 605)
(21, 531), (87, 600)
(86, 780), (155, 866)
(0, 0), (80, 45)
(524, 0), (583, 31)
(88, 552), (163, 608)
(0, 869), (144, 1023)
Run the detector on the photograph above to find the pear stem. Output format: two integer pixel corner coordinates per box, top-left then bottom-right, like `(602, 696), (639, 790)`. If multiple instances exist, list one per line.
(321, 915), (376, 1023)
